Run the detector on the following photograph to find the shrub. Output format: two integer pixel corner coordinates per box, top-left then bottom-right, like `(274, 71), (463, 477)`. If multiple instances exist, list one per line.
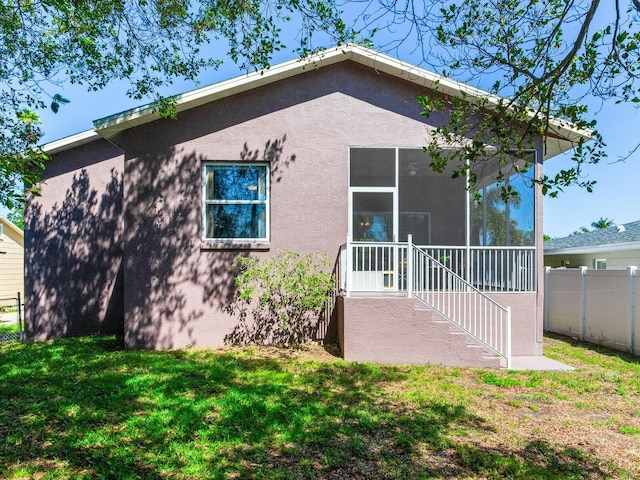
(228, 250), (334, 345)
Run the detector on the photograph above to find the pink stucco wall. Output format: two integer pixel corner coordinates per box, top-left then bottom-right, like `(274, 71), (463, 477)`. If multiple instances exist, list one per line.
(337, 292), (540, 366)
(486, 292), (540, 356)
(119, 61), (451, 349)
(25, 59), (546, 361)
(535, 154), (545, 355)
(25, 139), (124, 340)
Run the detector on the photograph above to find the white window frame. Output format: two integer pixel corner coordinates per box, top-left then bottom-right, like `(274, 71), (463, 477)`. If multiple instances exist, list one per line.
(595, 258), (607, 270)
(202, 162), (270, 242)
(348, 147), (399, 243)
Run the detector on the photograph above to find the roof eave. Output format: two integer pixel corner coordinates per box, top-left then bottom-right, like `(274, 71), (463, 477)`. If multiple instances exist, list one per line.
(91, 44), (565, 145)
(0, 217), (24, 238)
(42, 44), (592, 156)
(41, 130), (101, 155)
(545, 241), (640, 255)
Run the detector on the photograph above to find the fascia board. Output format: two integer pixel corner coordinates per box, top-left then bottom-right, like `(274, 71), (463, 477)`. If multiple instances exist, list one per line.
(0, 217), (24, 238)
(41, 130), (101, 155)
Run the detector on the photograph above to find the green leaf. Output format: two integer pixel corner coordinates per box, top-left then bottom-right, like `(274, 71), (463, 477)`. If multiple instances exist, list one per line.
(52, 94), (70, 104)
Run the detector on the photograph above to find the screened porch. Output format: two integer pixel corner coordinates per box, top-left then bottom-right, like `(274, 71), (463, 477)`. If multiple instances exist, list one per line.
(346, 147), (538, 294)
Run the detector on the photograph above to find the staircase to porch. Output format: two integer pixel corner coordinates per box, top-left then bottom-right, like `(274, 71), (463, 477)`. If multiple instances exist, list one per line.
(338, 236), (520, 368)
(339, 295), (503, 368)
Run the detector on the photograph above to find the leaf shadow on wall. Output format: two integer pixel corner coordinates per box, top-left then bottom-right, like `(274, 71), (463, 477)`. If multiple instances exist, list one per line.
(239, 134), (296, 183)
(124, 136), (299, 349)
(26, 168), (124, 340)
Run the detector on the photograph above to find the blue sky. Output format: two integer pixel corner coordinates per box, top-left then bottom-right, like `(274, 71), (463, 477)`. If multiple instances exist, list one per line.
(2, 16), (638, 238)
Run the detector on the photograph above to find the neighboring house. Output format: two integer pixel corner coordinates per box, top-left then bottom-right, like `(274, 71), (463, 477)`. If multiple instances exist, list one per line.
(545, 220), (640, 270)
(25, 45), (588, 367)
(0, 217), (24, 301)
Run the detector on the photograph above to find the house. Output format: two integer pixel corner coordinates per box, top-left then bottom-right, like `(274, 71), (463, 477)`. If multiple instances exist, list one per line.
(0, 217), (24, 301)
(545, 220), (640, 270)
(25, 45), (589, 368)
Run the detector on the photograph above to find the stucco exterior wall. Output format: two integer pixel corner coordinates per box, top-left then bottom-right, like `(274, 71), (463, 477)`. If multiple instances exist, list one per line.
(487, 292), (540, 356)
(24, 58), (546, 362)
(120, 61), (452, 349)
(0, 219), (24, 300)
(339, 296), (504, 367)
(338, 291), (539, 366)
(534, 150), (545, 356)
(25, 139), (124, 340)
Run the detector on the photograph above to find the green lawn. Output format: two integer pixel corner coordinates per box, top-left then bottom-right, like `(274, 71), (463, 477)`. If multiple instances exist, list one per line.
(0, 322), (21, 335)
(0, 334), (639, 479)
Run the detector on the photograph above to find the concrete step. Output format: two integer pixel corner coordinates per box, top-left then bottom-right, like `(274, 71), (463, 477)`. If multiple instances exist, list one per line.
(412, 302), (503, 369)
(340, 295), (505, 368)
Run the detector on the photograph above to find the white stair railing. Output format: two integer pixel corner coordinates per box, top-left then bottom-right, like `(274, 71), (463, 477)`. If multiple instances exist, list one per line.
(407, 235), (512, 367)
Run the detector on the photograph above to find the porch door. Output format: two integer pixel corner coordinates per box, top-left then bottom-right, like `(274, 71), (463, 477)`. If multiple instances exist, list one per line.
(350, 190), (398, 291)
(351, 191), (395, 243)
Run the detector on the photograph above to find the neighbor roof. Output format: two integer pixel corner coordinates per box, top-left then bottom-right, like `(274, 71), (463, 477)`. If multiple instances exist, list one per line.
(0, 216), (24, 239)
(43, 44), (591, 158)
(544, 220), (640, 254)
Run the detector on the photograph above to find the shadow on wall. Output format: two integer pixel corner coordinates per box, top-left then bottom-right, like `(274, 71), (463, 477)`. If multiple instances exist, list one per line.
(222, 246), (343, 346)
(222, 298), (329, 346)
(26, 169), (124, 340)
(239, 135), (296, 183)
(123, 136), (298, 350)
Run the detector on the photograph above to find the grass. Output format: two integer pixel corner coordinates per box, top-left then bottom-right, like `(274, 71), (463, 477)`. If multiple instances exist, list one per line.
(0, 334), (639, 479)
(0, 322), (21, 335)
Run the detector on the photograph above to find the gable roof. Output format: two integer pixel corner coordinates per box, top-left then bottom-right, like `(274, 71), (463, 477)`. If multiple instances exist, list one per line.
(0, 216), (24, 245)
(43, 44), (591, 157)
(544, 220), (640, 254)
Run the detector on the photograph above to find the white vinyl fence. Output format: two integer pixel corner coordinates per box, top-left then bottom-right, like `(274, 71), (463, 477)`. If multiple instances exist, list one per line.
(544, 266), (639, 356)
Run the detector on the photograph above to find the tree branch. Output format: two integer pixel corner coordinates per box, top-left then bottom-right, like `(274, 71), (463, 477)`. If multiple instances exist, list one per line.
(536, 0), (601, 85)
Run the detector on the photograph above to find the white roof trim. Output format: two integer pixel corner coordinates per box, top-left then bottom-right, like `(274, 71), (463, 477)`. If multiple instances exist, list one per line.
(43, 45), (592, 157)
(41, 130), (100, 154)
(0, 216), (24, 237)
(545, 242), (640, 255)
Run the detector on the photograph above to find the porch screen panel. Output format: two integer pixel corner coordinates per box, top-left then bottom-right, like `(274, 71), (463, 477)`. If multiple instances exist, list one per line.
(471, 160), (535, 246)
(350, 148), (396, 187)
(352, 192), (394, 242)
(398, 149), (465, 246)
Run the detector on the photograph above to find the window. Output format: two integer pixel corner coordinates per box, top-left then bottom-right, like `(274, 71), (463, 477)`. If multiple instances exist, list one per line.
(595, 259), (607, 270)
(203, 163), (269, 241)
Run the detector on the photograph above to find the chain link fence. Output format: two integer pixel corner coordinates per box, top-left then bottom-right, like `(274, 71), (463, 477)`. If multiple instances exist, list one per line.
(0, 293), (23, 342)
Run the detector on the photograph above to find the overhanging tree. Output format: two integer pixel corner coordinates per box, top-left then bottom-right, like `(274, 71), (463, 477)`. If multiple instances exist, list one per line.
(3, 0), (639, 209)
(349, 0), (639, 199)
(0, 0), (356, 208)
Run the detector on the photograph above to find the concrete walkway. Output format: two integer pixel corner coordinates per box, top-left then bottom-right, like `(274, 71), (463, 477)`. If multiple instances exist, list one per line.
(508, 356), (575, 371)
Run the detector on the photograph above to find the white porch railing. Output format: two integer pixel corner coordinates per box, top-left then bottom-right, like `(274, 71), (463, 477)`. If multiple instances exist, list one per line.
(409, 239), (511, 367)
(343, 237), (523, 367)
(414, 246), (536, 292)
(345, 241), (536, 293)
